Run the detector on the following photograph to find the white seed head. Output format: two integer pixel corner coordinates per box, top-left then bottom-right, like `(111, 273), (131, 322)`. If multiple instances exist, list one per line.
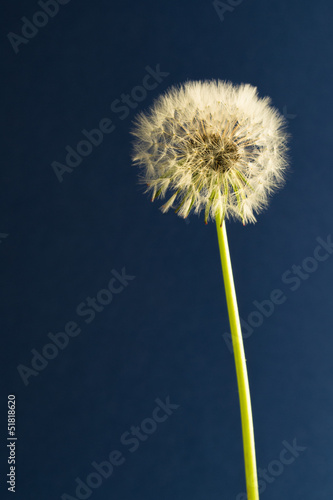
(131, 80), (289, 224)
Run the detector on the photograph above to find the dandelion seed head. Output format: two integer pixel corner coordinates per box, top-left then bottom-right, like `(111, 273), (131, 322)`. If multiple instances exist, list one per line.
(131, 80), (289, 224)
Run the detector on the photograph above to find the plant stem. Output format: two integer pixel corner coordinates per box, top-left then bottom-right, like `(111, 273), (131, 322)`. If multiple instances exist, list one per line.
(215, 216), (259, 500)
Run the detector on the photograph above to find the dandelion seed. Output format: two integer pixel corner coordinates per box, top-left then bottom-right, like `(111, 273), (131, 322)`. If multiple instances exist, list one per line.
(131, 80), (289, 225)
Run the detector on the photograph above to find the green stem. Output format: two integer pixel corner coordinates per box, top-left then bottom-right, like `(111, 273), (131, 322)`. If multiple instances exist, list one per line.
(215, 215), (259, 500)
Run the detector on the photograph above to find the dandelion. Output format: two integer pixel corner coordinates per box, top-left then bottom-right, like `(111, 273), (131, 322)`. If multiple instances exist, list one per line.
(131, 80), (290, 500)
(131, 80), (288, 225)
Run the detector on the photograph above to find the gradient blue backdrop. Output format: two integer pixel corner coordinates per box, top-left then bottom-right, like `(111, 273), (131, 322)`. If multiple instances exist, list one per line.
(1, 0), (333, 499)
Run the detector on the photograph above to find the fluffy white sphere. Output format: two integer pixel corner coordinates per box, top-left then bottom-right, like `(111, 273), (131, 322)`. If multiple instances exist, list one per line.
(131, 80), (289, 224)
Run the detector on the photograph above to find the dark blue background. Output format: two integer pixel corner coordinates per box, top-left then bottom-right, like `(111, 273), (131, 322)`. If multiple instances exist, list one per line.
(1, 0), (333, 499)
